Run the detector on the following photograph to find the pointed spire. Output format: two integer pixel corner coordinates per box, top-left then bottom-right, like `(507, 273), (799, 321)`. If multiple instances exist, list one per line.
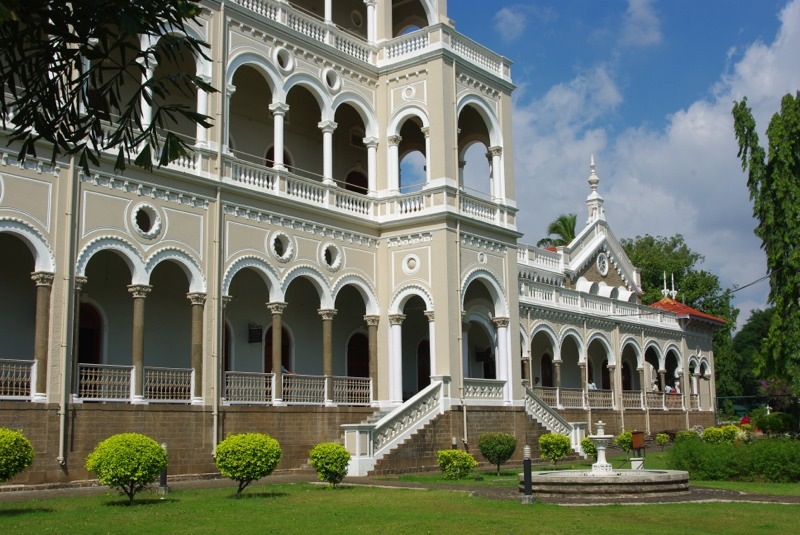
(586, 154), (606, 224)
(669, 273), (678, 300)
(661, 272), (669, 297)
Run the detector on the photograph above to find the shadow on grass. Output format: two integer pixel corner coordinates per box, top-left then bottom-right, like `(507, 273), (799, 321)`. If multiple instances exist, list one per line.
(0, 507), (56, 516)
(104, 497), (178, 507)
(227, 491), (290, 499)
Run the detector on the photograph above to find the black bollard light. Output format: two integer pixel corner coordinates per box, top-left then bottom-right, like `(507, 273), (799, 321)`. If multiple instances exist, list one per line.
(523, 445), (532, 496)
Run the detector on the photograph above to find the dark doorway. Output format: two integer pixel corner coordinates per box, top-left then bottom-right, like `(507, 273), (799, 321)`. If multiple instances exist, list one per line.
(347, 332), (369, 377)
(417, 339), (430, 391)
(78, 303), (102, 364)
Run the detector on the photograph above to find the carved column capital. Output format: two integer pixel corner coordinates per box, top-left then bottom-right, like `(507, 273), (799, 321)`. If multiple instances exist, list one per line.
(388, 135), (402, 146)
(388, 313), (406, 326)
(364, 315), (380, 327)
(127, 284), (152, 299)
(75, 276), (88, 292)
(31, 271), (55, 287)
(492, 316), (509, 328)
(187, 292), (207, 306)
(269, 102), (290, 115)
(318, 308), (338, 321)
(423, 310), (435, 322)
(267, 302), (287, 315)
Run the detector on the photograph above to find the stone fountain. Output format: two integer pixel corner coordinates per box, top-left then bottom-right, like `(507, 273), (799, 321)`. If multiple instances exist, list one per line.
(520, 420), (689, 499)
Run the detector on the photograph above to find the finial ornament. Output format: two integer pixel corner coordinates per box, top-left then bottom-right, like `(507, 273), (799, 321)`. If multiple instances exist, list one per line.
(586, 155), (605, 223)
(662, 272), (669, 297)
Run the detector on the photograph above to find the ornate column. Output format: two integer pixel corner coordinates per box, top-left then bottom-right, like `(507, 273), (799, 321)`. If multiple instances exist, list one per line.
(658, 369), (666, 392)
(388, 135), (402, 192)
(319, 120), (337, 184)
(128, 284), (152, 402)
(638, 366), (646, 408)
(388, 314), (405, 403)
(324, 0), (332, 21)
(364, 0), (377, 43)
(269, 102), (290, 170)
(692, 372), (702, 410)
(72, 276), (87, 396)
(140, 65), (155, 128)
(223, 84), (236, 154)
(607, 363), (616, 409)
(364, 137), (378, 193)
(187, 292), (206, 404)
(421, 127), (431, 184)
(554, 360), (562, 388)
(423, 311), (436, 377)
(31, 272), (54, 401)
(579, 361), (588, 409)
(489, 146), (503, 199)
(268, 302), (287, 402)
(319, 308), (337, 403)
(195, 74), (211, 148)
(364, 315), (379, 401)
(461, 318), (470, 380)
(493, 317), (510, 403)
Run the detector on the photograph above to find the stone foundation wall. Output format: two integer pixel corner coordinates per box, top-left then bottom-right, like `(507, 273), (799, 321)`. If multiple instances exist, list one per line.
(0, 402), (372, 486)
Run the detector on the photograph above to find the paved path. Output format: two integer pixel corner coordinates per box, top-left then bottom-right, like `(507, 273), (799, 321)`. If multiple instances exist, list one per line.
(2, 472), (800, 506)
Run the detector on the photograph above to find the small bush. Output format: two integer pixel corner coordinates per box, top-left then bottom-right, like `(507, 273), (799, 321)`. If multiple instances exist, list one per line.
(580, 437), (597, 461)
(0, 428), (34, 483)
(655, 433), (670, 451)
(477, 432), (517, 475)
(674, 429), (701, 443)
(215, 433), (282, 495)
(614, 431), (633, 456)
(538, 433), (571, 465)
(309, 442), (350, 488)
(437, 449), (477, 480)
(85, 433), (167, 505)
(702, 426), (726, 445)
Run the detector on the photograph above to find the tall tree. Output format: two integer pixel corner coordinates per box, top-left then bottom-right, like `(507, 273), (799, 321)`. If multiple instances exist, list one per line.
(732, 92), (800, 391)
(0, 0), (215, 173)
(732, 308), (774, 397)
(537, 213), (577, 248)
(622, 234), (740, 397)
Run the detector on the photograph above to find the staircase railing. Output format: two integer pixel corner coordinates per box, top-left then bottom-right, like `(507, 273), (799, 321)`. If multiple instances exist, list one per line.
(524, 386), (585, 453)
(343, 376), (450, 476)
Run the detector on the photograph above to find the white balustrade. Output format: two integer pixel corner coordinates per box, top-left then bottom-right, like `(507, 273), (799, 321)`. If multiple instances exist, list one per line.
(224, 371), (273, 404)
(331, 376), (372, 405)
(77, 363), (133, 401)
(0, 359), (34, 399)
(143, 367), (193, 402)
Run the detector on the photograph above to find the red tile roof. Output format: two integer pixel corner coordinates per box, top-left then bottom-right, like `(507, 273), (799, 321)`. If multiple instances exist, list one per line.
(649, 297), (727, 326)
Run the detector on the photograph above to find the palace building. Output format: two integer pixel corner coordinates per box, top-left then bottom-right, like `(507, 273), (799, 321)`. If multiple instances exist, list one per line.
(0, 0), (720, 485)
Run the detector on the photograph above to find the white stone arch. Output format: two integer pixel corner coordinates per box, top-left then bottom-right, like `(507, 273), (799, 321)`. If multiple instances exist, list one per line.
(144, 246), (207, 293)
(78, 296), (110, 364)
(643, 340), (664, 369)
(620, 336), (643, 368)
(586, 331), (615, 366)
(76, 236), (147, 285)
(387, 104), (430, 136)
(331, 273), (379, 315)
(664, 342), (683, 375)
(461, 268), (508, 318)
(463, 308), (497, 344)
(281, 264), (334, 309)
(226, 50), (282, 92)
(0, 218), (55, 272)
(699, 357), (712, 377)
(389, 284), (433, 314)
(222, 255), (282, 302)
(687, 355), (700, 371)
(281, 72), (333, 119)
(531, 323), (560, 359)
(141, 25), (211, 78)
(456, 93), (501, 147)
(559, 327), (585, 363)
(331, 92), (378, 138)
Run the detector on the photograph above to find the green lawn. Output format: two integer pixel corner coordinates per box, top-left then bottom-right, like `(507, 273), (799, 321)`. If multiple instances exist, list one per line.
(1, 479), (798, 535)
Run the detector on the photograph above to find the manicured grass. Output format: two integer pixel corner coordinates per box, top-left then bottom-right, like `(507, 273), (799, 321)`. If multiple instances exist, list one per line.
(1, 480), (798, 535)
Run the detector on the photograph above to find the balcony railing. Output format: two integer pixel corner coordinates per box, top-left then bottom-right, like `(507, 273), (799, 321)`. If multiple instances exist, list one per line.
(0, 359), (34, 400)
(587, 389), (613, 409)
(331, 376), (372, 406)
(77, 364), (134, 401)
(223, 371), (372, 406)
(622, 390), (644, 409)
(462, 378), (505, 402)
(225, 371), (273, 404)
(143, 366), (193, 403)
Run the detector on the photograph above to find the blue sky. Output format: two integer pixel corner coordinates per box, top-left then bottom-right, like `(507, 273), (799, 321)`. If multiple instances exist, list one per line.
(452, 0), (800, 328)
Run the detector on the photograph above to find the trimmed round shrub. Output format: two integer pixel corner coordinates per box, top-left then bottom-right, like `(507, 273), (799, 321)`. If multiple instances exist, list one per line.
(580, 437), (597, 461)
(437, 449), (478, 480)
(215, 433), (282, 495)
(478, 432), (517, 475)
(309, 442), (350, 488)
(614, 431), (633, 455)
(702, 426), (726, 444)
(674, 429), (701, 443)
(538, 433), (571, 465)
(85, 433), (167, 505)
(0, 428), (34, 483)
(655, 433), (670, 451)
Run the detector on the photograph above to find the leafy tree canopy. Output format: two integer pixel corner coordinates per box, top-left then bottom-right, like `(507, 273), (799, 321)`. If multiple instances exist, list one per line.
(733, 92), (800, 392)
(0, 0), (215, 174)
(537, 213), (577, 248)
(732, 307), (774, 397)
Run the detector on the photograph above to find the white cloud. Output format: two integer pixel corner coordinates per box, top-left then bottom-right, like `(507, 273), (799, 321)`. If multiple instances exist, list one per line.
(493, 6), (528, 42)
(511, 0), (800, 328)
(619, 0), (662, 47)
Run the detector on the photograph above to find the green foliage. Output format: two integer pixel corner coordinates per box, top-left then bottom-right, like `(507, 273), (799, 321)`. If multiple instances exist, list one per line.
(655, 433), (670, 451)
(436, 449), (477, 480)
(580, 437), (597, 461)
(309, 442), (350, 488)
(537, 213), (577, 248)
(538, 433), (571, 465)
(0, 0), (216, 174)
(0, 428), (34, 483)
(674, 429), (702, 443)
(702, 427), (733, 445)
(754, 412), (797, 437)
(477, 432), (517, 476)
(614, 431), (633, 455)
(667, 436), (800, 483)
(215, 433), (282, 495)
(733, 92), (800, 391)
(732, 308), (774, 396)
(85, 433), (167, 504)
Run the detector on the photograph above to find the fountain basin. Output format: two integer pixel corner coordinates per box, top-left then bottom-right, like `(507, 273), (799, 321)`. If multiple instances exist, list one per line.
(519, 469), (690, 497)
